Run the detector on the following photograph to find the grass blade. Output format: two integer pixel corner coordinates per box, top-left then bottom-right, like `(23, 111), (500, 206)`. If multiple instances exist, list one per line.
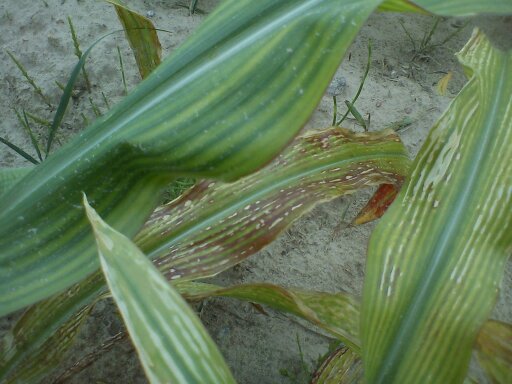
(361, 29), (512, 383)
(337, 40), (371, 126)
(84, 196), (235, 384)
(0, 137), (40, 165)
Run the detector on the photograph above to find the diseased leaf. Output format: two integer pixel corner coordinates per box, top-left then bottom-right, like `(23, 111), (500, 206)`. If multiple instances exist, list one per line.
(0, 0), (383, 316)
(84, 196), (235, 384)
(361, 29), (512, 384)
(378, 0), (427, 13)
(0, 304), (94, 384)
(177, 281), (361, 351)
(352, 183), (401, 225)
(0, 273), (105, 382)
(311, 346), (363, 384)
(136, 127), (409, 282)
(476, 320), (512, 384)
(436, 71), (453, 96)
(0, 126), (409, 383)
(107, 0), (161, 79)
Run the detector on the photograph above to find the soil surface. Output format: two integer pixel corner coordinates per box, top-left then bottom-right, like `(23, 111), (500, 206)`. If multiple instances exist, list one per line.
(0, 1), (510, 383)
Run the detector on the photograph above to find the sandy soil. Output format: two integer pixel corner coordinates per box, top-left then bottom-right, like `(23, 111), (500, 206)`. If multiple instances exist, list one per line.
(0, 1), (510, 383)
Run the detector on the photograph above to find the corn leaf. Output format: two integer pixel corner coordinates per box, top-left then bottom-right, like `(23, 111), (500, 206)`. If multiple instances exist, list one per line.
(361, 29), (512, 384)
(84, 196), (235, 384)
(379, 0), (512, 16)
(0, 167), (32, 197)
(0, 0), (382, 316)
(0, 302), (95, 384)
(0, 126), (408, 382)
(412, 0), (512, 16)
(136, 128), (409, 282)
(476, 320), (512, 384)
(352, 183), (401, 225)
(311, 346), (364, 384)
(107, 0), (161, 79)
(178, 281), (361, 351)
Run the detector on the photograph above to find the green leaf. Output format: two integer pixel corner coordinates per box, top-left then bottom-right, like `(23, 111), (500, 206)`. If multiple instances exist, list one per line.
(84, 196), (235, 384)
(379, 0), (512, 16)
(361, 29), (512, 384)
(311, 346), (363, 384)
(413, 0), (512, 16)
(136, 127), (409, 282)
(0, 167), (32, 197)
(476, 320), (512, 384)
(107, 0), (162, 79)
(177, 281), (361, 351)
(0, 0), (382, 316)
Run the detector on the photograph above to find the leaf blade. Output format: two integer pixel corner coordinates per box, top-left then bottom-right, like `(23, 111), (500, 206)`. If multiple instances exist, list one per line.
(84, 196), (235, 384)
(361, 29), (512, 384)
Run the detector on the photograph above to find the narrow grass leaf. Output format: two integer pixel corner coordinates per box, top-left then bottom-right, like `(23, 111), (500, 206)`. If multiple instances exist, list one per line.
(84, 196), (235, 384)
(311, 346), (363, 384)
(0, 0), (382, 316)
(107, 0), (161, 79)
(475, 320), (512, 384)
(0, 137), (40, 165)
(361, 29), (512, 384)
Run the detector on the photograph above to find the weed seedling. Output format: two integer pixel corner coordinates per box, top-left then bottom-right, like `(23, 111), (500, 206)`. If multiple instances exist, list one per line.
(68, 16), (91, 92)
(6, 51), (53, 108)
(117, 46), (128, 95)
(336, 40), (372, 127)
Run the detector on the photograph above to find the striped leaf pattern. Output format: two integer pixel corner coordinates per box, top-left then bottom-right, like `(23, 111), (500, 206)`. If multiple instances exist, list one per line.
(413, 0), (512, 16)
(0, 0), (381, 316)
(0, 272), (105, 382)
(311, 346), (363, 384)
(476, 320), (512, 384)
(0, 127), (408, 382)
(137, 128), (409, 282)
(84, 197), (235, 384)
(379, 0), (512, 16)
(361, 29), (512, 384)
